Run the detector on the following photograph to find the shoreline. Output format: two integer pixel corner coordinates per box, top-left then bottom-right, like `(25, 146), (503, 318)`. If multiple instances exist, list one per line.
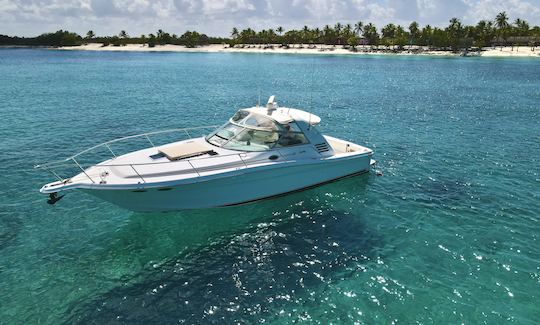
(12, 43), (540, 58)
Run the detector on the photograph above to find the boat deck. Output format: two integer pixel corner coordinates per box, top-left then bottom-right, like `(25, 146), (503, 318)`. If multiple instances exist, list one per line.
(39, 135), (372, 193)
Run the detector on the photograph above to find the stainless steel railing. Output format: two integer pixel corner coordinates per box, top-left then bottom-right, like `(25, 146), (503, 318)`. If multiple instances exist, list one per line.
(34, 125), (307, 184)
(34, 125), (219, 183)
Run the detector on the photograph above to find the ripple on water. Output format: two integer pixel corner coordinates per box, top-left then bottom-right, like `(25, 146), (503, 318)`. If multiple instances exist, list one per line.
(0, 211), (23, 252)
(64, 202), (384, 324)
(1, 51), (539, 324)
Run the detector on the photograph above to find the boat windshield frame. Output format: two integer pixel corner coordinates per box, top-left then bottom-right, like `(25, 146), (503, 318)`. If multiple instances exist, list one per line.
(205, 110), (309, 152)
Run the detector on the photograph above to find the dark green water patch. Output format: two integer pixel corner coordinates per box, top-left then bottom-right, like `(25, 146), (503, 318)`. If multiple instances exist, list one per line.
(64, 206), (382, 324)
(0, 211), (22, 252)
(1, 50), (539, 324)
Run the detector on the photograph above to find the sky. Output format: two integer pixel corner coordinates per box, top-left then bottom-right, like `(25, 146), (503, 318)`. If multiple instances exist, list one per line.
(1, 0), (540, 37)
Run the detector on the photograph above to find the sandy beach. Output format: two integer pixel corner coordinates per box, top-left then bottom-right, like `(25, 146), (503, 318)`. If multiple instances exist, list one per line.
(56, 43), (540, 58)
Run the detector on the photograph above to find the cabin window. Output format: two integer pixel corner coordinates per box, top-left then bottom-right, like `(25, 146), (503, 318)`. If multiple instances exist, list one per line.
(223, 128), (279, 151)
(206, 123), (244, 147)
(206, 111), (309, 152)
(231, 110), (249, 123)
(242, 114), (278, 130)
(275, 123), (309, 147)
(287, 122), (303, 133)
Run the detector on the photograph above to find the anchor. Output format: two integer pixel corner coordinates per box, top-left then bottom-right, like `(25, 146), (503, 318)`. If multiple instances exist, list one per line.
(47, 192), (64, 205)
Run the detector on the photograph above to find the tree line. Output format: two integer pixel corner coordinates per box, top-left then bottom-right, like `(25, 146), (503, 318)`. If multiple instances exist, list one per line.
(0, 30), (82, 47)
(0, 12), (538, 51)
(90, 30), (228, 48)
(229, 13), (539, 51)
(0, 29), (226, 48)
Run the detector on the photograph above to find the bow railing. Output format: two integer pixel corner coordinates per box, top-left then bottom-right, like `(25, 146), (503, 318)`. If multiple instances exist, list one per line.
(34, 125), (307, 185)
(34, 125), (220, 183)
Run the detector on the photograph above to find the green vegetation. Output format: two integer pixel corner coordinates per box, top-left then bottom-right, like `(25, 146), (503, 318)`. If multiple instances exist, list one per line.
(0, 29), (222, 48)
(0, 12), (538, 51)
(225, 13), (539, 52)
(0, 30), (82, 46)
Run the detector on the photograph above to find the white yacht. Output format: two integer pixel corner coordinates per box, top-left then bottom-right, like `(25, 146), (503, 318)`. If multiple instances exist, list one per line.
(37, 96), (374, 212)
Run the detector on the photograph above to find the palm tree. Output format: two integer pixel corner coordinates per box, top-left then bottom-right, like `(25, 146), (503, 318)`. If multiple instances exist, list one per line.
(514, 18), (530, 36)
(354, 21), (364, 37)
(474, 20), (494, 48)
(420, 25), (433, 47)
(276, 26), (284, 44)
(157, 29), (165, 42)
(118, 30), (128, 46)
(381, 24), (396, 39)
(86, 30), (95, 40)
(362, 23), (379, 46)
(495, 11), (509, 49)
(302, 25), (310, 44)
(409, 21), (419, 46)
(394, 25), (407, 49)
(449, 18), (462, 32)
(267, 29), (277, 44)
(447, 18), (463, 50)
(231, 27), (239, 39)
(148, 33), (156, 47)
(344, 24), (353, 40)
(334, 22), (343, 44)
(313, 27), (322, 44)
(156, 29), (171, 45)
(323, 25), (333, 45)
(495, 12), (509, 30)
(240, 28), (256, 44)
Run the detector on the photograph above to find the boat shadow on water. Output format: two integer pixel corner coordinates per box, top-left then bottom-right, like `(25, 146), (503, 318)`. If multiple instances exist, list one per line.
(63, 174), (384, 324)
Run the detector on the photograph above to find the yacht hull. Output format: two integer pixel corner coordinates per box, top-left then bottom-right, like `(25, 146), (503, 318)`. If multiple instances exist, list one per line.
(82, 154), (372, 212)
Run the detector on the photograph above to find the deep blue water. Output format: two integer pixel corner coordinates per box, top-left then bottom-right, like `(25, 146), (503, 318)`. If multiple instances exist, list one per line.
(0, 49), (539, 324)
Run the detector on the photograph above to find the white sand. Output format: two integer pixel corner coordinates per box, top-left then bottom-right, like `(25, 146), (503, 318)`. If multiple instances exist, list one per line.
(58, 43), (540, 58)
(480, 46), (540, 57)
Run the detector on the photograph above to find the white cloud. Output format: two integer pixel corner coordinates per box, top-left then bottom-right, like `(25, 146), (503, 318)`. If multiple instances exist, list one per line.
(297, 0), (347, 18)
(416, 0), (468, 25)
(464, 0), (540, 24)
(367, 2), (395, 22)
(201, 0), (255, 14)
(0, 0), (17, 11)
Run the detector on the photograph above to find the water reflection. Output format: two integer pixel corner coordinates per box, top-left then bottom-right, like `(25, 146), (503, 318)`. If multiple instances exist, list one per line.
(91, 173), (373, 267)
(64, 175), (379, 324)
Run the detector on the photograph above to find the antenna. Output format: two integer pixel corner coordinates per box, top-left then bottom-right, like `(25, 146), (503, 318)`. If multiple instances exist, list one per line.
(256, 49), (262, 108)
(310, 56), (314, 112)
(308, 55), (316, 130)
(266, 95), (277, 115)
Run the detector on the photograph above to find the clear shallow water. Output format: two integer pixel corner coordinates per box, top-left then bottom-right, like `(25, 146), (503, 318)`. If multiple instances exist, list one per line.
(0, 49), (539, 324)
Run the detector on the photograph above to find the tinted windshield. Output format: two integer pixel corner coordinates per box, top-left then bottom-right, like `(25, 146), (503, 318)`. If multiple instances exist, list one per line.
(232, 110), (279, 130)
(206, 111), (308, 152)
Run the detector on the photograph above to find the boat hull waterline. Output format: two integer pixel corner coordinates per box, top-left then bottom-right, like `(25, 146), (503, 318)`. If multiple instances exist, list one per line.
(83, 154), (373, 212)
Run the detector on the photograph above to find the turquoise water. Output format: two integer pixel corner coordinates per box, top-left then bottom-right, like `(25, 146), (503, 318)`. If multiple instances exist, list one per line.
(0, 49), (539, 324)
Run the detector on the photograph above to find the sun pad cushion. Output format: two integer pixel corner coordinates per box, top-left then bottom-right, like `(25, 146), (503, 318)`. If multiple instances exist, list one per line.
(158, 141), (213, 160)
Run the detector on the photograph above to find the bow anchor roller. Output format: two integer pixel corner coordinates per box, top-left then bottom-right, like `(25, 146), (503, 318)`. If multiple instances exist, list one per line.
(47, 192), (64, 205)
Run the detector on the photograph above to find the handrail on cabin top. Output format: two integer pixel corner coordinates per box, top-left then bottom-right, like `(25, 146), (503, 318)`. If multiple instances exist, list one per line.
(34, 125), (220, 183)
(33, 126), (324, 185)
(34, 125), (219, 170)
(33, 125), (302, 184)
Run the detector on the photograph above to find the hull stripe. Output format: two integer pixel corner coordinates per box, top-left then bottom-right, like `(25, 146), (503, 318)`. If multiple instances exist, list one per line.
(220, 169), (369, 207)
